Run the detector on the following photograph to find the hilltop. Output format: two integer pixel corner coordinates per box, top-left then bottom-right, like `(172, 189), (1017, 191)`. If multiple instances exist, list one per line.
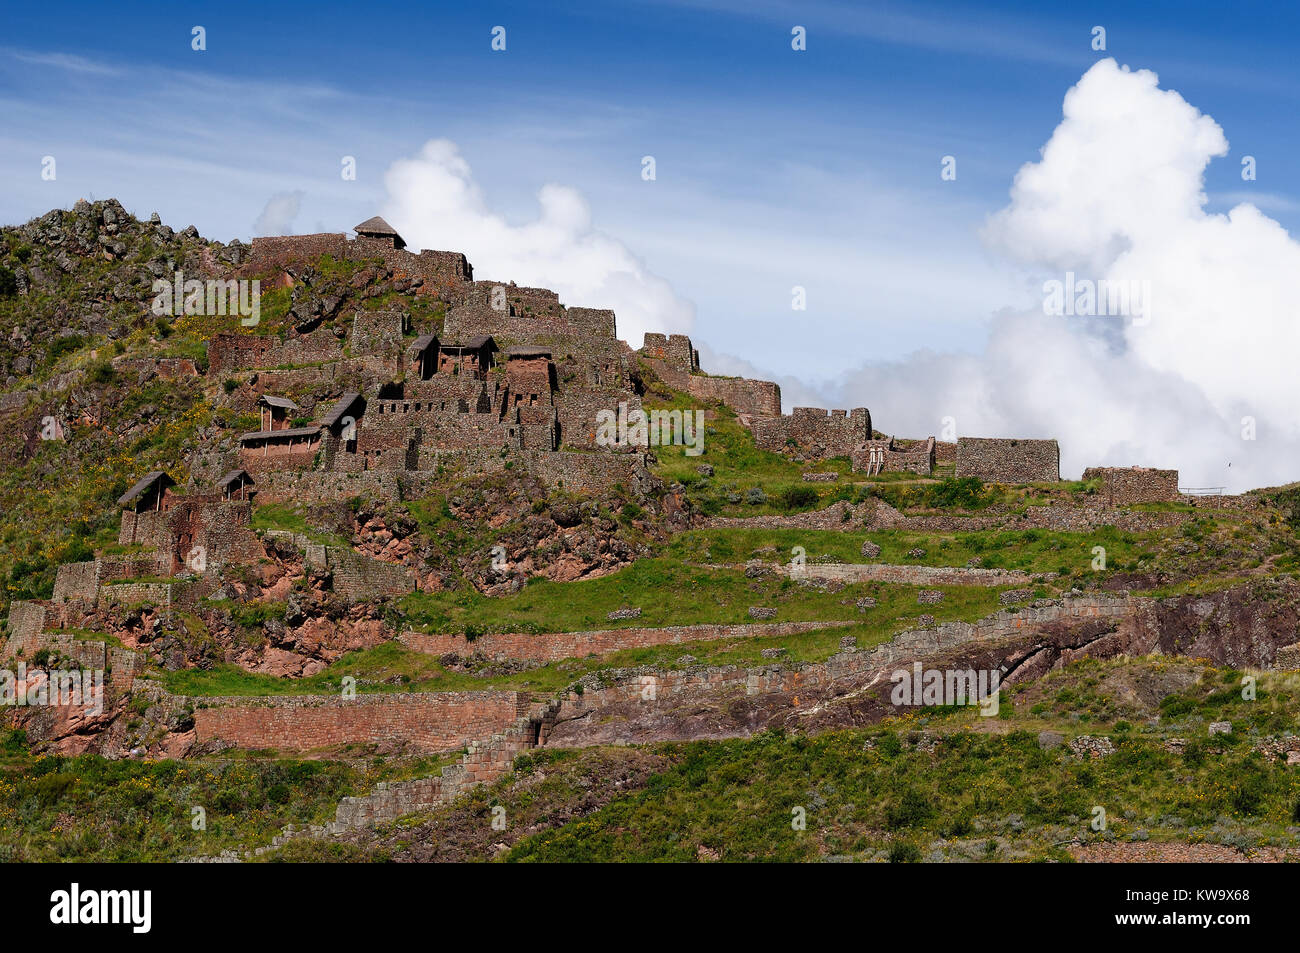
(3, 200), (1300, 862)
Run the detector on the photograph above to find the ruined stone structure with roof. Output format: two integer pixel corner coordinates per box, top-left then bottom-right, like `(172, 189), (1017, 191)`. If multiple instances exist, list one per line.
(121, 218), (1092, 573)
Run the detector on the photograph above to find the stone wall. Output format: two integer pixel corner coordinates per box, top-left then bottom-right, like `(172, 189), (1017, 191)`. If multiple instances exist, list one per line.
(4, 601), (48, 657)
(245, 234), (472, 298)
(208, 329), (344, 376)
(686, 376), (782, 420)
(752, 407), (871, 459)
(120, 500), (261, 574)
(399, 619), (854, 664)
(239, 432), (321, 474)
(51, 555), (168, 606)
(1276, 642), (1300, 670)
(323, 697), (562, 832)
(642, 333), (698, 373)
(253, 357), (390, 398)
(313, 546), (415, 600)
(351, 310), (407, 358)
(111, 357), (200, 382)
(52, 561), (101, 604)
(1081, 467), (1180, 505)
(956, 437), (1060, 483)
(526, 449), (654, 496)
(245, 233), (349, 270)
(444, 294), (617, 343)
(99, 582), (175, 607)
(779, 562), (1037, 588)
(191, 690), (528, 755)
(547, 593), (1142, 746)
(256, 470), (402, 503)
(553, 388), (640, 450)
(640, 334), (782, 421)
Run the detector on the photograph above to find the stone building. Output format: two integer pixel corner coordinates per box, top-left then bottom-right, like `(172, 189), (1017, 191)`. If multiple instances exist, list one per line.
(752, 407), (872, 460)
(117, 471), (263, 575)
(437, 335), (496, 379)
(851, 436), (935, 475)
(258, 395), (298, 432)
(1081, 466), (1180, 504)
(118, 471), (176, 514)
(956, 437), (1060, 484)
(217, 469), (255, 501)
(353, 215), (406, 250)
(239, 425), (322, 474)
(244, 219), (472, 298)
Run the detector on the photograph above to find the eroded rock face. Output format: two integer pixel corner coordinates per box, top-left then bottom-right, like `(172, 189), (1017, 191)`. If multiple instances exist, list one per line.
(440, 474), (669, 594)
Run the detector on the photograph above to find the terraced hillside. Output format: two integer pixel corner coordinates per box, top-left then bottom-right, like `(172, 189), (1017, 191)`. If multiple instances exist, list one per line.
(3, 201), (1300, 862)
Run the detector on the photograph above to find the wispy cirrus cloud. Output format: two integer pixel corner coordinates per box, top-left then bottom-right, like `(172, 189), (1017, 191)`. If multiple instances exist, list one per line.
(3, 48), (121, 75)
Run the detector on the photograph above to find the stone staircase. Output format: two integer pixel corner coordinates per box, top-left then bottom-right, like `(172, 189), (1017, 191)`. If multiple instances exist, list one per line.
(209, 696), (567, 859)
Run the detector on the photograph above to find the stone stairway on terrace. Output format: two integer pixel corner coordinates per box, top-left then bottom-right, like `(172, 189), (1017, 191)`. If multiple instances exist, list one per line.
(238, 695), (566, 856)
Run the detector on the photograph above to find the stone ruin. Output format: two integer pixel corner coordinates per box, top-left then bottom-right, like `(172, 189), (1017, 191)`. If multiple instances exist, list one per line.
(1081, 466), (1181, 504)
(956, 437), (1060, 484)
(851, 437), (936, 475)
(98, 216), (1094, 589)
(753, 406), (873, 460)
(639, 332), (782, 421)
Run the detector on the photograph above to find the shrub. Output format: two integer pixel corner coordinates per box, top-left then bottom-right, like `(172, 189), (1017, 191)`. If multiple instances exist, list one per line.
(776, 485), (820, 511)
(885, 788), (935, 829)
(887, 841), (922, 863)
(49, 335), (89, 361)
(87, 360), (117, 385)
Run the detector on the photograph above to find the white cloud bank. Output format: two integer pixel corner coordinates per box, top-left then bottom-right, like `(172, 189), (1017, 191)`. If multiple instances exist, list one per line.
(380, 140), (694, 347)
(835, 58), (1300, 492)
(253, 191), (304, 237)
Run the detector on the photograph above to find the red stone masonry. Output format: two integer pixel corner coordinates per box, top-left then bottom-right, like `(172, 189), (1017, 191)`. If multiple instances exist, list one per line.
(192, 690), (528, 755)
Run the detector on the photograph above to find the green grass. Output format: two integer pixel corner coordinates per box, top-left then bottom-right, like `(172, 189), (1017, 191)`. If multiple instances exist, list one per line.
(155, 624), (856, 698)
(499, 659), (1300, 861)
(641, 388), (860, 517)
(250, 503), (350, 547)
(664, 525), (1161, 577)
(503, 723), (1300, 861)
(397, 557), (1006, 634)
(0, 728), (401, 862)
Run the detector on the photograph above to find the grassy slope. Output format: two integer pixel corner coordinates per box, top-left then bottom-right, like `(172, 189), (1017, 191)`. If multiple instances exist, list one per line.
(0, 728), (451, 861)
(496, 659), (1300, 861)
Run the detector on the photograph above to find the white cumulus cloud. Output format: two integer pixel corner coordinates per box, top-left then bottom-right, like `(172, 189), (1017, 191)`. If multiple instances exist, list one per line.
(253, 190), (304, 237)
(379, 139), (694, 347)
(835, 58), (1300, 493)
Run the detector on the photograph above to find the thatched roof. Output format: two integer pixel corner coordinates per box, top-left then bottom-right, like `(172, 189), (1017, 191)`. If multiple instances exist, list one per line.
(258, 395), (299, 411)
(239, 426), (321, 442)
(217, 469), (252, 488)
(507, 345), (552, 358)
(442, 335), (495, 351)
(319, 392), (363, 428)
(354, 216), (399, 237)
(118, 471), (173, 506)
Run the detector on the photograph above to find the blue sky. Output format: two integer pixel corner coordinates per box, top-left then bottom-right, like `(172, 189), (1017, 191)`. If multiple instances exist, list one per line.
(2, 0), (1298, 389)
